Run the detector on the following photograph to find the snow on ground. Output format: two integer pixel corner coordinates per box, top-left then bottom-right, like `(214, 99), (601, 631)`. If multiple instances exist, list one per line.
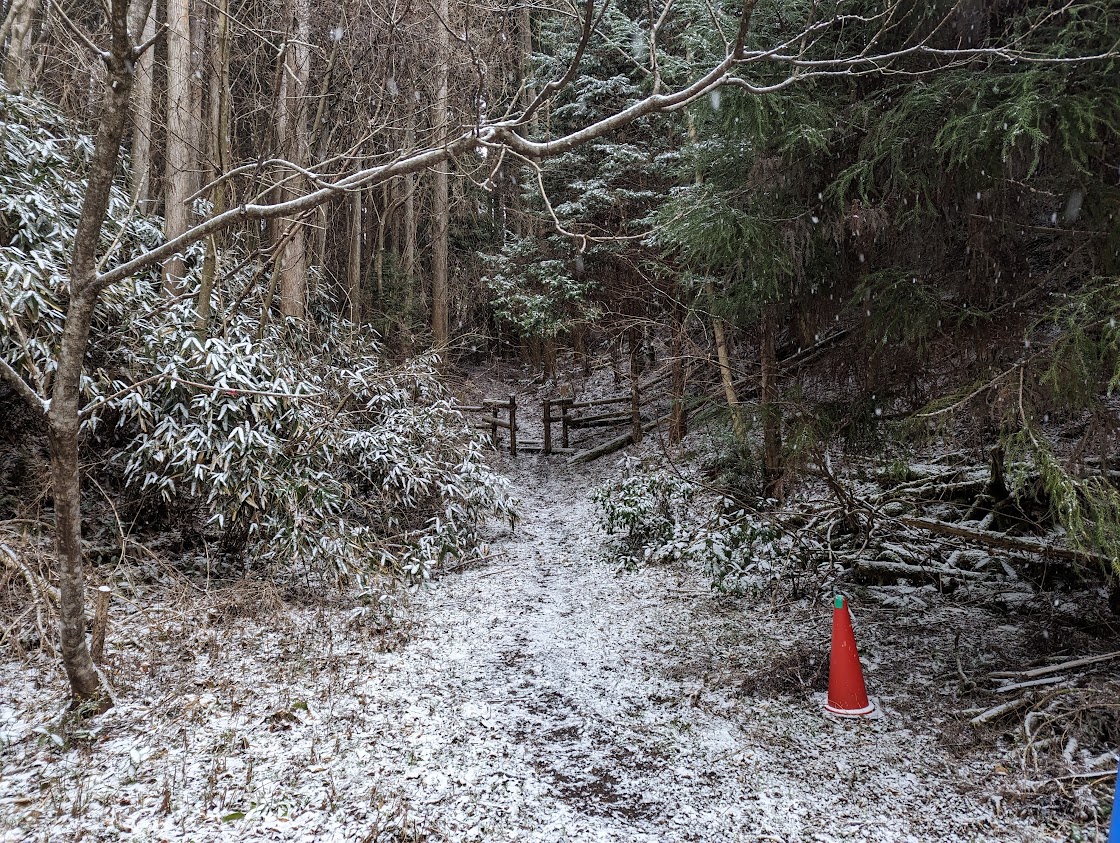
(0, 449), (1108, 842)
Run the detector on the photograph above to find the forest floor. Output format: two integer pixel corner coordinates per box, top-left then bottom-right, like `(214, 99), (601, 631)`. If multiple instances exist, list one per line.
(1, 366), (1118, 842)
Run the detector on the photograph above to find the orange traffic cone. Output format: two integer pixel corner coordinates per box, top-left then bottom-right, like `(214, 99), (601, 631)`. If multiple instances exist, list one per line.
(824, 594), (876, 717)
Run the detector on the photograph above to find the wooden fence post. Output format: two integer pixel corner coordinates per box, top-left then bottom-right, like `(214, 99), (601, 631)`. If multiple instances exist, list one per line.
(543, 398), (552, 455)
(508, 393), (517, 455)
(561, 399), (570, 449)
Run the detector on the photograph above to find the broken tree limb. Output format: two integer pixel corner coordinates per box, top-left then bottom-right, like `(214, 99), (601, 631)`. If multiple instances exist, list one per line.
(990, 650), (1120, 680)
(970, 694), (1036, 726)
(847, 557), (989, 584)
(993, 675), (1067, 693)
(899, 517), (1112, 566)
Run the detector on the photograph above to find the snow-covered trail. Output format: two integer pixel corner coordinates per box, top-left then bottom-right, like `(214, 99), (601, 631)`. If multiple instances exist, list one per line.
(379, 458), (754, 840)
(0, 456), (1071, 842)
(361, 458), (1056, 842)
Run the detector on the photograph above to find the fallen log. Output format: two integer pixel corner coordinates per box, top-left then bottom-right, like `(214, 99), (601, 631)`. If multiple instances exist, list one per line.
(899, 517), (1111, 566)
(847, 557), (989, 584)
(569, 416), (665, 464)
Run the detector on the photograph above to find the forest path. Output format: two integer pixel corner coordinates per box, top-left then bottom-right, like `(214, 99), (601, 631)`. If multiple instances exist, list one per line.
(365, 456), (1053, 842)
(371, 456), (753, 840)
(0, 451), (1069, 842)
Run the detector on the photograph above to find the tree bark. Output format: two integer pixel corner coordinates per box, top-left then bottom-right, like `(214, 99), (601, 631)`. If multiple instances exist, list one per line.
(129, 0), (156, 212)
(49, 0), (138, 711)
(711, 302), (744, 441)
(401, 112), (418, 295)
(669, 300), (687, 444)
(519, 3), (538, 136)
(163, 0), (194, 293)
(628, 328), (642, 445)
(196, 0), (230, 334)
(1, 0), (38, 91)
(347, 182), (363, 322)
(760, 303), (782, 498)
(275, 0), (311, 320)
(430, 0), (451, 347)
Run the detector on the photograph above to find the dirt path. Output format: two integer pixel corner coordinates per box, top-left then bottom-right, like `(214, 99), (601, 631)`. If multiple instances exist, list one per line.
(357, 457), (1060, 842)
(0, 454), (1079, 842)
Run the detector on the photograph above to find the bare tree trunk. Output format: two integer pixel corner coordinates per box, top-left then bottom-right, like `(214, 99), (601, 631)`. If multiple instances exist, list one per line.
(308, 25), (342, 279)
(712, 305), (745, 441)
(275, 0), (311, 320)
(760, 303), (782, 498)
(375, 181), (390, 306)
(189, 0), (206, 193)
(628, 328), (642, 445)
(163, 0), (194, 292)
(519, 3), (538, 136)
(347, 182), (362, 322)
(430, 0), (451, 347)
(197, 0), (230, 334)
(1, 0), (38, 91)
(49, 0), (138, 711)
(402, 113), (417, 293)
(669, 301), (687, 444)
(129, 0), (156, 211)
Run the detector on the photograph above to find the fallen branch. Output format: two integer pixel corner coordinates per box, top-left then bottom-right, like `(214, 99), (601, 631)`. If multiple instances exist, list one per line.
(990, 650), (1120, 681)
(899, 517), (1110, 566)
(847, 556), (989, 585)
(568, 415), (667, 464)
(993, 675), (1067, 693)
(971, 693), (1036, 725)
(0, 542), (58, 656)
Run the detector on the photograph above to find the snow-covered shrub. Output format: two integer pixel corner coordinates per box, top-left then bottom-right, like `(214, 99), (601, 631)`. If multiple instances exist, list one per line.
(592, 461), (783, 592)
(0, 89), (514, 588)
(592, 467), (698, 568)
(84, 304), (515, 585)
(0, 90), (162, 392)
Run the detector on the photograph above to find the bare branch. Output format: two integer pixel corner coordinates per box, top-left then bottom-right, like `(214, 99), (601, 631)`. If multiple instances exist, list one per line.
(0, 357), (48, 419)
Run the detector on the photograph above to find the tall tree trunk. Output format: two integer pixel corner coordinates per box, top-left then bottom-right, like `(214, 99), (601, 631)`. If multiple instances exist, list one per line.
(519, 3), (537, 135)
(308, 23), (342, 279)
(1, 0), (38, 91)
(49, 0), (137, 711)
(669, 300), (687, 444)
(402, 113), (417, 297)
(197, 0), (230, 334)
(347, 183), (363, 322)
(163, 0), (194, 292)
(711, 304), (745, 441)
(275, 0), (311, 320)
(760, 303), (782, 498)
(375, 181), (390, 306)
(129, 0), (156, 211)
(628, 328), (642, 445)
(430, 0), (451, 347)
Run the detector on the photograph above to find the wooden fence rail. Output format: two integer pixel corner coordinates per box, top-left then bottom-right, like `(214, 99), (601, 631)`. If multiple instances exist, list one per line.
(460, 393), (518, 455)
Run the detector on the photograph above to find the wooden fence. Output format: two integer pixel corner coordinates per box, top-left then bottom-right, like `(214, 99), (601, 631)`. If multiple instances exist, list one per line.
(460, 394), (518, 455)
(460, 369), (666, 460)
(541, 394), (640, 456)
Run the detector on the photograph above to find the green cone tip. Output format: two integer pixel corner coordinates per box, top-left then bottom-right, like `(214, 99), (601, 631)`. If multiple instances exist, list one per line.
(834, 594), (845, 609)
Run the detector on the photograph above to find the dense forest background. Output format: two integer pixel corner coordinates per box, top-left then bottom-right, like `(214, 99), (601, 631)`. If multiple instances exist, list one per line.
(1, 0), (1120, 838)
(0, 0), (1117, 722)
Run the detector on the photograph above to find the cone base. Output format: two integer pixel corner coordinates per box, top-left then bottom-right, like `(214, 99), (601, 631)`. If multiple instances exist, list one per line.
(823, 700), (876, 717)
